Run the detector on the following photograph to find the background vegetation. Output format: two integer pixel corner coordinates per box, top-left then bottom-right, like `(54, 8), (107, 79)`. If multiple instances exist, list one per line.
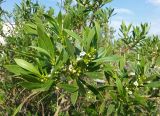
(0, 0), (160, 115)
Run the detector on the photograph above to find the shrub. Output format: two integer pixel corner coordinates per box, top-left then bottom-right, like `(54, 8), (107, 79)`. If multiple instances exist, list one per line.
(1, 0), (160, 115)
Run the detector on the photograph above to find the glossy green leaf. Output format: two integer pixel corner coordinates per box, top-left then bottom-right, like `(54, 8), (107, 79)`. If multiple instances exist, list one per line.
(43, 14), (59, 34)
(65, 38), (75, 58)
(57, 84), (78, 93)
(63, 14), (71, 29)
(85, 72), (105, 79)
(71, 91), (78, 106)
(19, 82), (43, 89)
(24, 23), (37, 35)
(145, 81), (160, 88)
(57, 11), (62, 31)
(107, 104), (115, 116)
(19, 80), (53, 91)
(64, 29), (81, 42)
(99, 101), (105, 114)
(134, 93), (147, 106)
(85, 29), (95, 51)
(21, 75), (41, 83)
(103, 0), (112, 4)
(77, 79), (86, 95)
(4, 65), (29, 75)
(116, 78), (123, 95)
(80, 79), (103, 99)
(30, 46), (51, 57)
(94, 21), (101, 39)
(14, 59), (40, 76)
(55, 49), (69, 71)
(36, 17), (55, 58)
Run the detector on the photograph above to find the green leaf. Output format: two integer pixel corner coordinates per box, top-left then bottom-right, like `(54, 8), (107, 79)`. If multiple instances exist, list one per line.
(43, 14), (56, 24)
(116, 78), (123, 95)
(64, 29), (82, 42)
(85, 72), (105, 79)
(19, 80), (54, 92)
(43, 14), (59, 34)
(33, 80), (54, 92)
(65, 38), (75, 58)
(107, 104), (115, 116)
(80, 79), (103, 99)
(77, 79), (86, 95)
(14, 59), (40, 76)
(57, 84), (78, 93)
(99, 101), (106, 114)
(21, 75), (41, 83)
(93, 55), (121, 63)
(57, 11), (62, 31)
(134, 93), (147, 106)
(71, 91), (78, 106)
(4, 65), (29, 75)
(145, 81), (160, 88)
(19, 82), (43, 90)
(30, 46), (51, 58)
(24, 23), (37, 35)
(55, 49), (69, 71)
(94, 21), (101, 39)
(85, 29), (95, 51)
(36, 17), (55, 58)
(103, 0), (112, 4)
(119, 55), (126, 70)
(63, 14), (71, 29)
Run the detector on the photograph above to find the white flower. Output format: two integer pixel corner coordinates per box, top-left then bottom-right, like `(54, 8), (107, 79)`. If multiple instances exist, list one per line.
(129, 72), (135, 76)
(0, 36), (6, 45)
(69, 64), (73, 71)
(125, 87), (129, 90)
(51, 67), (54, 73)
(41, 79), (44, 82)
(147, 81), (151, 83)
(72, 69), (76, 73)
(76, 57), (82, 61)
(55, 86), (59, 90)
(94, 79), (105, 83)
(156, 46), (158, 50)
(80, 51), (86, 57)
(153, 88), (157, 90)
(48, 67), (54, 77)
(154, 66), (160, 70)
(133, 81), (139, 86)
(88, 91), (91, 94)
(128, 91), (132, 95)
(48, 74), (51, 77)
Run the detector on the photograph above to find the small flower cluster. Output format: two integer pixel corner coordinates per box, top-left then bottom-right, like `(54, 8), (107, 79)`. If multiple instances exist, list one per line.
(125, 87), (133, 95)
(133, 81), (139, 86)
(40, 75), (49, 82)
(76, 48), (96, 64)
(69, 64), (76, 73)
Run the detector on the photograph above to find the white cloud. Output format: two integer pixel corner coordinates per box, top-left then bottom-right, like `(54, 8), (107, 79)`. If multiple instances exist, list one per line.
(3, 23), (14, 36)
(0, 36), (6, 45)
(110, 20), (131, 37)
(147, 0), (160, 5)
(114, 8), (134, 15)
(0, 23), (15, 45)
(110, 8), (134, 37)
(149, 20), (160, 35)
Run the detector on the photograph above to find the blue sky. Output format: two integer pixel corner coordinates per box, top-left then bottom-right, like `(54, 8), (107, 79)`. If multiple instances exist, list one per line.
(1, 0), (160, 35)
